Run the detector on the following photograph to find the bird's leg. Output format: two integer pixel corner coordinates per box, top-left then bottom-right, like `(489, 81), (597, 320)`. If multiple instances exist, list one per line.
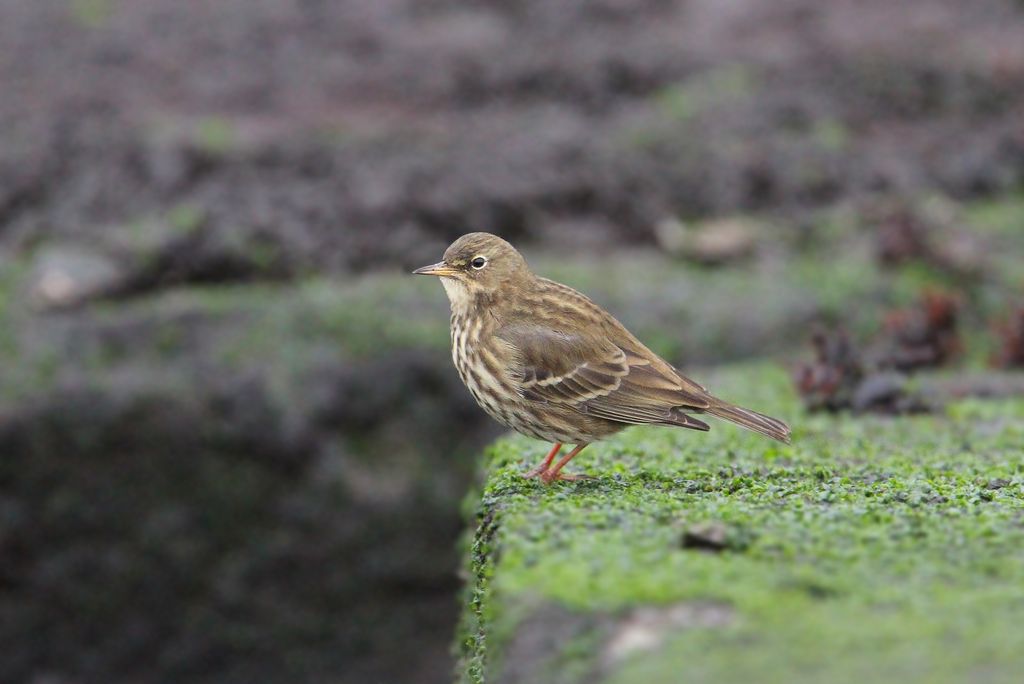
(541, 444), (591, 484)
(525, 443), (562, 478)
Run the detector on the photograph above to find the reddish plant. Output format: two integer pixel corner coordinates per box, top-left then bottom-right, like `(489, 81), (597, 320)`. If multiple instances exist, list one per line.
(993, 306), (1024, 369)
(879, 289), (962, 372)
(875, 205), (932, 267)
(793, 328), (864, 412)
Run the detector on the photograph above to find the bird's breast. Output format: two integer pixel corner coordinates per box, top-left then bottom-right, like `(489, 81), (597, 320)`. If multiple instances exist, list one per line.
(451, 313), (521, 426)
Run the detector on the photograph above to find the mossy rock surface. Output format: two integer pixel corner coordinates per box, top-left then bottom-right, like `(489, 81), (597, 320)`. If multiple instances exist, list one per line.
(459, 365), (1024, 684)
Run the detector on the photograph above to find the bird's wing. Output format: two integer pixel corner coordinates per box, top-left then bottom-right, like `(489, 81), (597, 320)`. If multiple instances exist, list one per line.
(496, 322), (711, 428)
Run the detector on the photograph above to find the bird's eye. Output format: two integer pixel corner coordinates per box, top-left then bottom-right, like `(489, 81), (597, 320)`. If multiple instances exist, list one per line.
(470, 256), (487, 270)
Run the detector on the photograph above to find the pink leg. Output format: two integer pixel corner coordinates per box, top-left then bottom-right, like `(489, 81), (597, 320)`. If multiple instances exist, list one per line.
(525, 443), (562, 478)
(540, 444), (591, 484)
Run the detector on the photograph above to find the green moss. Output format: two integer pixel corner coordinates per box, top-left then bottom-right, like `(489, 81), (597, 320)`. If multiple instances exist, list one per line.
(460, 365), (1024, 683)
(167, 203), (206, 235)
(811, 118), (850, 153)
(68, 0), (114, 28)
(965, 193), (1024, 288)
(965, 193), (1024, 240)
(100, 275), (450, 361)
(195, 116), (238, 154)
(0, 261), (22, 360)
(654, 65), (758, 124)
(0, 273), (454, 406)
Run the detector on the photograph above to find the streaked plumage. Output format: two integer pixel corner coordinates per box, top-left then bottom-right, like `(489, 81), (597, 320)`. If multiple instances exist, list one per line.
(414, 232), (791, 483)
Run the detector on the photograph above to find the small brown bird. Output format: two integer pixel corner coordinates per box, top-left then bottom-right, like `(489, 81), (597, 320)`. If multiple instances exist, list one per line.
(414, 233), (790, 483)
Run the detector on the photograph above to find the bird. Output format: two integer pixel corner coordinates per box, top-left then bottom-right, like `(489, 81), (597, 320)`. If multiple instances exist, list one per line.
(413, 232), (791, 484)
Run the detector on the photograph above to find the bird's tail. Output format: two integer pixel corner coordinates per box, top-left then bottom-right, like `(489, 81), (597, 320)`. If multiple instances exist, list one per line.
(705, 400), (791, 443)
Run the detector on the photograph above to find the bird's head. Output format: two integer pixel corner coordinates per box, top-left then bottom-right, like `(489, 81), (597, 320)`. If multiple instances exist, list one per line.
(413, 232), (531, 309)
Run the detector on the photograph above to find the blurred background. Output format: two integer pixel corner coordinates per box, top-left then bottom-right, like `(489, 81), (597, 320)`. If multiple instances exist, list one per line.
(1, 0), (1023, 682)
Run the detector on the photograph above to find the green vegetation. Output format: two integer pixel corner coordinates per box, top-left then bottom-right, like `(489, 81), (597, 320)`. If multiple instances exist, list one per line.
(68, 0), (115, 29)
(459, 365), (1024, 683)
(655, 65), (758, 124)
(810, 118), (850, 153)
(167, 203), (206, 235)
(195, 116), (238, 154)
(966, 193), (1024, 288)
(967, 193), (1024, 239)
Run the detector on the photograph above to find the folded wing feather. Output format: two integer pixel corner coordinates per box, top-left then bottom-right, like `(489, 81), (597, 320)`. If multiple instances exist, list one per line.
(497, 323), (711, 430)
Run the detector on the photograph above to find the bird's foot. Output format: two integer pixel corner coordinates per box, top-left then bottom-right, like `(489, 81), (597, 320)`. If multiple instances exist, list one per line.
(524, 442), (565, 478)
(523, 464), (549, 478)
(539, 470), (594, 485)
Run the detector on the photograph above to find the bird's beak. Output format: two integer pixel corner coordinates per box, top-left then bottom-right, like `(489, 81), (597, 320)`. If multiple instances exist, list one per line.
(412, 261), (459, 277)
